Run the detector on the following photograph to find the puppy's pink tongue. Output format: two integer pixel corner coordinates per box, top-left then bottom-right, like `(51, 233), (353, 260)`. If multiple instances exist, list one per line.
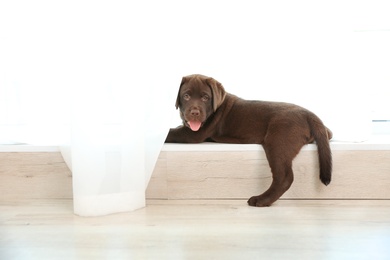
(189, 121), (201, 131)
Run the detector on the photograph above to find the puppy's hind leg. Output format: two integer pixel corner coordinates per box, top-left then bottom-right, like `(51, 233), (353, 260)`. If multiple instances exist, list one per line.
(247, 134), (304, 207)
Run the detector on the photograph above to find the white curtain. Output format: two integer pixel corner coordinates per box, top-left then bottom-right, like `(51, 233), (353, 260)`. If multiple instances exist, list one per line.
(1, 1), (182, 216)
(1, 1), (389, 216)
(67, 78), (179, 216)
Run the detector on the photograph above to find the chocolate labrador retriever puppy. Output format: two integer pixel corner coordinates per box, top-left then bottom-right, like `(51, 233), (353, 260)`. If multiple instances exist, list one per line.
(165, 74), (332, 207)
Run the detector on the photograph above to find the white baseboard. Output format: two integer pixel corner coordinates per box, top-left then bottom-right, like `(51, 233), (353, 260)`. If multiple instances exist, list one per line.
(1, 135), (389, 201)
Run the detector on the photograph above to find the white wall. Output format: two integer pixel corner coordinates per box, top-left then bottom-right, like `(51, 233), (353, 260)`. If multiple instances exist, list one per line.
(1, 1), (389, 144)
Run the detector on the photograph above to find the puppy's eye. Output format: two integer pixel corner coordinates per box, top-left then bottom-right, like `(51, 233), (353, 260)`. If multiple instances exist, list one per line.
(183, 94), (191, 101)
(202, 95), (210, 102)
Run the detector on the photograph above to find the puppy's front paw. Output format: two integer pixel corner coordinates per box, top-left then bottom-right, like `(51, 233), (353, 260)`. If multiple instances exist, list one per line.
(247, 196), (272, 207)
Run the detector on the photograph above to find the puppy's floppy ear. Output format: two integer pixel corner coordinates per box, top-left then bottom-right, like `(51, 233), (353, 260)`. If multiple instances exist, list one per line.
(175, 76), (188, 109)
(206, 77), (226, 111)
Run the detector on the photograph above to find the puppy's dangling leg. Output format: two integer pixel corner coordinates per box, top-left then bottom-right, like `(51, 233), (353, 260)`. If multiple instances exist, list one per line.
(248, 136), (303, 207)
(247, 159), (294, 207)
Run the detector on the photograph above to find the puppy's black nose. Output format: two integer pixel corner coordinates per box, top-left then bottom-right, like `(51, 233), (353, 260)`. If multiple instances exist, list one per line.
(191, 109), (200, 116)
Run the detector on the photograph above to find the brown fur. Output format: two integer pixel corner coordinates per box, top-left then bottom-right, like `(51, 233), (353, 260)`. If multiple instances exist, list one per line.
(165, 74), (332, 207)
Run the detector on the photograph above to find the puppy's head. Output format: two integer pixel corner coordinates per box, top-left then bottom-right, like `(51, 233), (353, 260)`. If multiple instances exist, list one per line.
(175, 74), (226, 131)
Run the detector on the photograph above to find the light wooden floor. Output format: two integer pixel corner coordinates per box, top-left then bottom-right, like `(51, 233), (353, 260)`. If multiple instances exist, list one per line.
(1, 199), (390, 260)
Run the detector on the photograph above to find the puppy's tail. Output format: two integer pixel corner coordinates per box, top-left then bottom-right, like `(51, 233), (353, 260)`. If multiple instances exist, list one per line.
(307, 113), (332, 186)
